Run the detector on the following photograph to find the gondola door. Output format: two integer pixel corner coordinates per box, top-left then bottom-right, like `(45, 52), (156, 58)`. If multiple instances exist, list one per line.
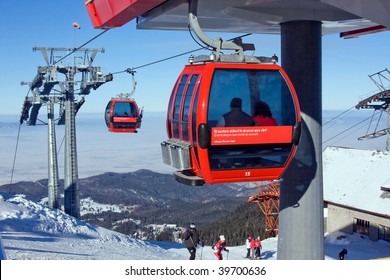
(163, 64), (204, 183)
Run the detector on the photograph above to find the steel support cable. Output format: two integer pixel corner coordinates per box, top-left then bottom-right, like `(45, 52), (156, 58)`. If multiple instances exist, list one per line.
(54, 29), (109, 66)
(27, 24), (251, 78)
(134, 47), (204, 70)
(21, 29), (110, 102)
(322, 105), (355, 127)
(323, 110), (381, 144)
(373, 110), (383, 133)
(14, 28), (252, 189)
(57, 135), (65, 156)
(110, 33), (253, 75)
(132, 33), (252, 71)
(9, 86), (33, 192)
(365, 109), (376, 135)
(109, 47), (206, 75)
(11, 27), (251, 190)
(8, 31), (108, 191)
(8, 123), (23, 193)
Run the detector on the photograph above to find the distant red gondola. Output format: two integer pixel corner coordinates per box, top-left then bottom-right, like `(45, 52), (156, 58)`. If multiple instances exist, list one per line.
(161, 62), (301, 186)
(105, 97), (143, 133)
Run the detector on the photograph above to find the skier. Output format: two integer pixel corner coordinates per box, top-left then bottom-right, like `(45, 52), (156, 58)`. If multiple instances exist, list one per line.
(255, 236), (262, 259)
(250, 236), (256, 259)
(212, 235), (229, 260)
(339, 248), (348, 260)
(182, 222), (202, 260)
(245, 235), (252, 258)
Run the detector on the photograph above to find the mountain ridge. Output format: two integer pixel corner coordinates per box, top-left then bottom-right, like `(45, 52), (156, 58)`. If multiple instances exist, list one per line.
(0, 169), (265, 244)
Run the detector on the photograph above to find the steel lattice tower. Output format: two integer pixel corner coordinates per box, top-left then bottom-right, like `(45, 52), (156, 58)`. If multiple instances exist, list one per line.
(20, 47), (112, 217)
(248, 181), (280, 238)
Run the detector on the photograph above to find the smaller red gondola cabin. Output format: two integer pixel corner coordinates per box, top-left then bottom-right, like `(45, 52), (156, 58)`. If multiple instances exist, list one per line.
(105, 98), (143, 133)
(161, 61), (301, 186)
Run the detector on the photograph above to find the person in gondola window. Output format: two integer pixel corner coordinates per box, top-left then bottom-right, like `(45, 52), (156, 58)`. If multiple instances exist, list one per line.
(253, 101), (277, 126)
(182, 223), (202, 260)
(217, 97), (254, 127)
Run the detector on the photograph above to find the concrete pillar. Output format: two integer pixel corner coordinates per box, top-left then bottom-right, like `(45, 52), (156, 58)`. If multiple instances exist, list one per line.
(277, 21), (324, 259)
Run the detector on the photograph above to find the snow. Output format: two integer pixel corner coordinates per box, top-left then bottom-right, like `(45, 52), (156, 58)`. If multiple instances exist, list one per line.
(80, 197), (137, 216)
(1, 191), (389, 262)
(323, 146), (390, 215)
(1, 115), (390, 279)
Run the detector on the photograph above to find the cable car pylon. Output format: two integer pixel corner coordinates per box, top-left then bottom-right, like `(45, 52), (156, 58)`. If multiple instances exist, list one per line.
(20, 47), (112, 217)
(247, 181), (280, 238)
(355, 68), (390, 151)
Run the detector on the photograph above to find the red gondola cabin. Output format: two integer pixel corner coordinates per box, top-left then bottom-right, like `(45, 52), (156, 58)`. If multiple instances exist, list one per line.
(161, 62), (301, 186)
(105, 98), (143, 133)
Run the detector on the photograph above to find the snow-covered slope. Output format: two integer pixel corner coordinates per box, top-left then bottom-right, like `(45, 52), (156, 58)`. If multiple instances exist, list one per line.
(1, 192), (390, 260)
(323, 146), (390, 215)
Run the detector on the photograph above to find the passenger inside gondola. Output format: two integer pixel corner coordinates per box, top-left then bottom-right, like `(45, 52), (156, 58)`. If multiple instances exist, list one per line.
(216, 97), (254, 127)
(112, 102), (138, 128)
(213, 98), (255, 169)
(114, 102), (136, 117)
(253, 101), (277, 126)
(207, 70), (294, 171)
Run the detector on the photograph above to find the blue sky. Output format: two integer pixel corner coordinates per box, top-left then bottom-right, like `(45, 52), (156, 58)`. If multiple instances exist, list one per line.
(1, 0), (390, 116)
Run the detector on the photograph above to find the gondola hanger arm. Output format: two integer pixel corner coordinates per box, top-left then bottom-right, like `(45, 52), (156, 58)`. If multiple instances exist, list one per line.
(188, 0), (244, 61)
(126, 68), (137, 98)
(187, 0), (277, 64)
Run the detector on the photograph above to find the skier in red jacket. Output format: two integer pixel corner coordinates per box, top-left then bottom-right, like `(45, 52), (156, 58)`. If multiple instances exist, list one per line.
(250, 236), (256, 259)
(255, 236), (262, 259)
(212, 235), (229, 260)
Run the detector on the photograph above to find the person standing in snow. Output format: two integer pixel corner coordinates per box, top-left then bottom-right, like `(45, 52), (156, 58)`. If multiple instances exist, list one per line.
(245, 235), (252, 258)
(182, 222), (202, 260)
(339, 248), (348, 260)
(250, 236), (256, 260)
(255, 236), (262, 259)
(212, 235), (229, 260)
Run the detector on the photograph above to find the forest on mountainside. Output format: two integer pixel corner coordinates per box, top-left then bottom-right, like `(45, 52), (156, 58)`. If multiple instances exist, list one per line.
(198, 203), (266, 246)
(1, 170), (267, 245)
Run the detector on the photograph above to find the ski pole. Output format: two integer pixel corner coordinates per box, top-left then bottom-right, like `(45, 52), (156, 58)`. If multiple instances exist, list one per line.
(190, 236), (199, 259)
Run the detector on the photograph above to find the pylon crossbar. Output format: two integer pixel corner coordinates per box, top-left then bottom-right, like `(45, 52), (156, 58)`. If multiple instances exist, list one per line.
(248, 181), (280, 237)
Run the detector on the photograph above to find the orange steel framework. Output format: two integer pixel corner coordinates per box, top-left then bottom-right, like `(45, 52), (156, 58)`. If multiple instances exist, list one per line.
(247, 181), (280, 237)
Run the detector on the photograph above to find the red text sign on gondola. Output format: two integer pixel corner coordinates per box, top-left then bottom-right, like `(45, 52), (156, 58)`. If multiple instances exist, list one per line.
(211, 126), (293, 145)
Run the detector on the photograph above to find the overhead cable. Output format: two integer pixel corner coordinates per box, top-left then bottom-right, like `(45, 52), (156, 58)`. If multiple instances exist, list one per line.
(323, 110), (381, 144)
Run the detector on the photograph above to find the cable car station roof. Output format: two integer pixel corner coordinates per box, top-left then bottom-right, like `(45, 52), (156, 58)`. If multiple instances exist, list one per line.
(134, 0), (390, 35)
